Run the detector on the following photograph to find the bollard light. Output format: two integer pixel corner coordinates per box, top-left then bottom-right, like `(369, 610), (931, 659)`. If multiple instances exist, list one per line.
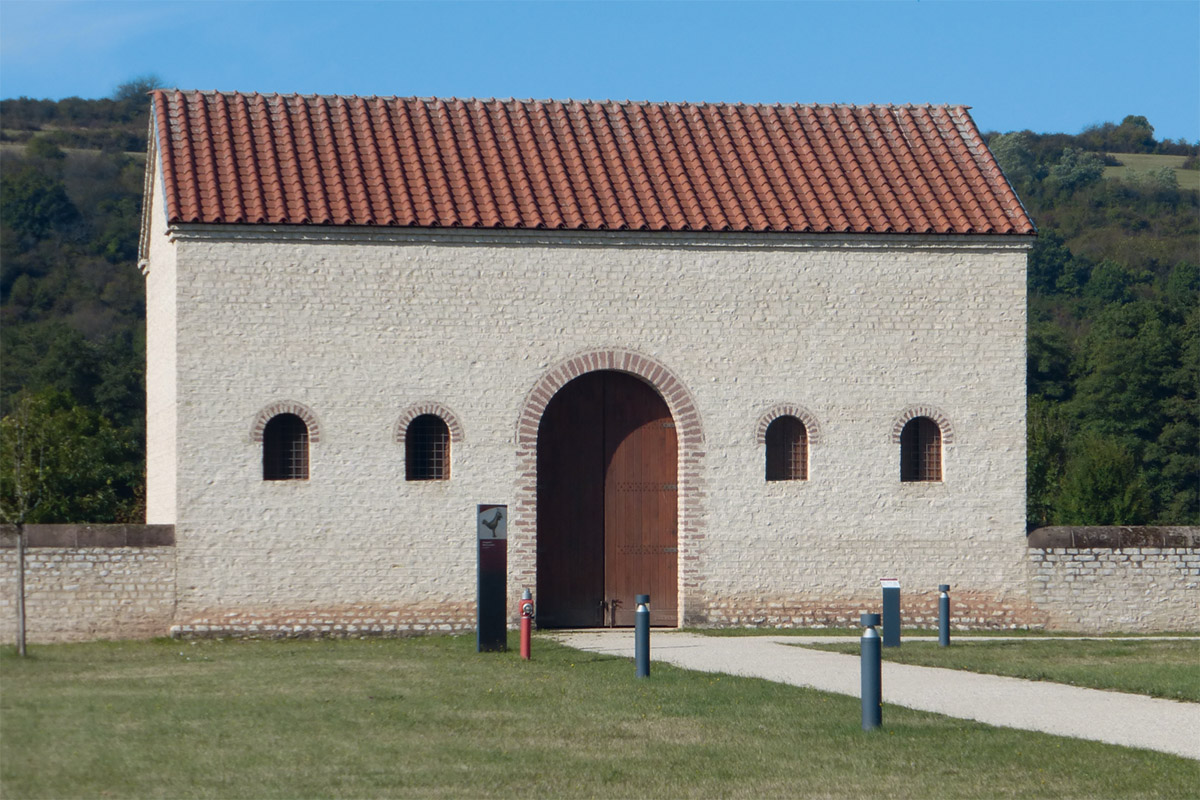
(938, 585), (950, 647)
(635, 594), (650, 678)
(860, 613), (882, 731)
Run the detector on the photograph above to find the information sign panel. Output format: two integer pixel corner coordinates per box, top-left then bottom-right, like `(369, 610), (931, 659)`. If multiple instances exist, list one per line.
(477, 505), (508, 652)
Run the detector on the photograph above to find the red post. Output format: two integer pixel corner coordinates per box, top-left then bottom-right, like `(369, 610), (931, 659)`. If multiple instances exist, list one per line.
(520, 589), (534, 660)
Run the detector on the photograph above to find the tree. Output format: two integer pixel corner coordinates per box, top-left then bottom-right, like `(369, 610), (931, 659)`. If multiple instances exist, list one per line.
(1072, 301), (1174, 443)
(989, 131), (1036, 194)
(0, 390), (141, 525)
(0, 394), (50, 656)
(0, 391), (137, 654)
(1083, 260), (1140, 305)
(112, 74), (164, 103)
(0, 167), (79, 241)
(1163, 262), (1199, 312)
(1112, 115), (1155, 153)
(1027, 319), (1073, 401)
(1150, 303), (1199, 522)
(1027, 230), (1081, 295)
(1056, 433), (1152, 524)
(1067, 298), (1197, 523)
(25, 136), (65, 161)
(1048, 147), (1105, 195)
(1027, 397), (1070, 528)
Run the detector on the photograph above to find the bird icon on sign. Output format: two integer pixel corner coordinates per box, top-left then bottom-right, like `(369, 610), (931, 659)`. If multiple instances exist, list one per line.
(482, 510), (503, 537)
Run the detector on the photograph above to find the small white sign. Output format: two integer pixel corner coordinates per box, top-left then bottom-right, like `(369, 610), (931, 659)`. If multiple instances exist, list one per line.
(880, 578), (900, 589)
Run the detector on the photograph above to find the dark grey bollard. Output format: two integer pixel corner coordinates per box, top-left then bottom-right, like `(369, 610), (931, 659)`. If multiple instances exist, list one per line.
(860, 613), (882, 730)
(881, 580), (901, 648)
(635, 594), (650, 678)
(938, 584), (951, 647)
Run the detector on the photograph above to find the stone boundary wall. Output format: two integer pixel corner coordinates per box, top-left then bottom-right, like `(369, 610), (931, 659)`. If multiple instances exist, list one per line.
(0, 524), (175, 548)
(0, 525), (176, 643)
(1027, 526), (1198, 548)
(2, 525), (1197, 640)
(1027, 526), (1199, 632)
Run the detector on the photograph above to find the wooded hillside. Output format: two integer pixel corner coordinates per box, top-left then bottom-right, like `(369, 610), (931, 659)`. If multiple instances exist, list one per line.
(1, 96), (1196, 526)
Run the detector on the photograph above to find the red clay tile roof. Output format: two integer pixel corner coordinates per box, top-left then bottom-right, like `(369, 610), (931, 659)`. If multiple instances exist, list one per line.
(150, 90), (1034, 236)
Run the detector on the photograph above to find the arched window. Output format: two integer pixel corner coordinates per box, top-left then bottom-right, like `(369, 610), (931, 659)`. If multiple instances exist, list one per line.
(263, 413), (309, 480)
(406, 414), (450, 481)
(900, 416), (942, 482)
(765, 415), (808, 481)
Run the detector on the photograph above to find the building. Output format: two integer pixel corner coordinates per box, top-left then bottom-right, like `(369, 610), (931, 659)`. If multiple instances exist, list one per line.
(139, 91), (1035, 635)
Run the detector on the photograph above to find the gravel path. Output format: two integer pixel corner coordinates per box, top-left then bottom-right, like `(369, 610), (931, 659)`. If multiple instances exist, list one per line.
(553, 630), (1200, 761)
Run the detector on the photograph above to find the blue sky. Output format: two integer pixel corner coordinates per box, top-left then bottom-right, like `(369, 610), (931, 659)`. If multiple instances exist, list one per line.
(2, 0), (1197, 142)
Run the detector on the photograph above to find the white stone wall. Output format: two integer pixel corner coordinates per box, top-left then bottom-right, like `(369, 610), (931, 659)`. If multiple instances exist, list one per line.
(154, 223), (1029, 628)
(7, 540), (1195, 640)
(1029, 548), (1200, 632)
(0, 547), (176, 643)
(144, 149), (177, 524)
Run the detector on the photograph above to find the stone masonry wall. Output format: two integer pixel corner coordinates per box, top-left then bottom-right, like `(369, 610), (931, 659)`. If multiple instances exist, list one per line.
(156, 224), (1029, 634)
(0, 525), (176, 643)
(1026, 527), (1199, 632)
(1, 526), (1195, 640)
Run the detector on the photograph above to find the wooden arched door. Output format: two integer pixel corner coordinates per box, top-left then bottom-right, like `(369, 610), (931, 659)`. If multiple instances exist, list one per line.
(536, 371), (678, 627)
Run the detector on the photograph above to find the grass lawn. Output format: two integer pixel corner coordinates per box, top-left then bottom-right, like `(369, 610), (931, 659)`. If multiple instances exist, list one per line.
(799, 639), (1200, 703)
(1103, 152), (1200, 191)
(2, 635), (1197, 799)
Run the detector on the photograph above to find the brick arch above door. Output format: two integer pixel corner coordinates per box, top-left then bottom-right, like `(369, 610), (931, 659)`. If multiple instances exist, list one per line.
(510, 349), (707, 626)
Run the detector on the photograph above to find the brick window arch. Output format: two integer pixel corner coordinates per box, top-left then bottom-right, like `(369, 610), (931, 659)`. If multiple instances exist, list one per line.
(251, 401), (321, 444)
(262, 414), (309, 480)
(251, 401), (319, 481)
(405, 415), (450, 481)
(765, 416), (808, 481)
(755, 404), (822, 446)
(755, 403), (820, 482)
(395, 402), (463, 482)
(900, 417), (942, 482)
